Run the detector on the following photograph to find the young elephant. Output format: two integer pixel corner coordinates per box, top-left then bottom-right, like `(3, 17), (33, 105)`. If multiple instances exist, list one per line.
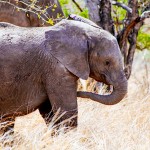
(0, 17), (127, 128)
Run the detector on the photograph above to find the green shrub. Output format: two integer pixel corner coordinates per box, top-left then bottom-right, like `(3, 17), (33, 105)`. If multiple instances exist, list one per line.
(59, 0), (89, 18)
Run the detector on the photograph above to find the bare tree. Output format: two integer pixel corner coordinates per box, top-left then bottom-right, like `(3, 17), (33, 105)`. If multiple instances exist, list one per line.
(85, 0), (150, 79)
(86, 0), (100, 26)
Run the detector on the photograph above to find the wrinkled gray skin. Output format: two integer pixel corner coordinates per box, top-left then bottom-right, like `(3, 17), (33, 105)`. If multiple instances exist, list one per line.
(0, 19), (127, 127)
(0, 0), (64, 27)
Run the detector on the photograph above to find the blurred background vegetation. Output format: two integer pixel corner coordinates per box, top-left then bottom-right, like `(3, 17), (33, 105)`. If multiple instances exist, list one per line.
(59, 0), (150, 51)
(59, 0), (89, 18)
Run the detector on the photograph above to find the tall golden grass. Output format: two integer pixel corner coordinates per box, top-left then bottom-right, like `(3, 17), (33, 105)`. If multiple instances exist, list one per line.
(0, 50), (150, 150)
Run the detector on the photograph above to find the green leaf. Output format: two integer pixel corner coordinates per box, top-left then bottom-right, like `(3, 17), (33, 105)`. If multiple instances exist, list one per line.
(46, 18), (54, 25)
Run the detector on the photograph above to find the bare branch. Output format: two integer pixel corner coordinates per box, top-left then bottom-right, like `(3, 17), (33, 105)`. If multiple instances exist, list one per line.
(0, 0), (47, 22)
(117, 0), (150, 79)
(0, 0), (63, 24)
(72, 0), (83, 12)
(99, 0), (115, 34)
(111, 1), (132, 13)
(141, 10), (150, 20)
(118, 10), (150, 49)
(112, 1), (132, 14)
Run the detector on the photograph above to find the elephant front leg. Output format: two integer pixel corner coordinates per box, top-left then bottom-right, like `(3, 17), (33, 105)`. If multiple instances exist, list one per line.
(45, 75), (78, 128)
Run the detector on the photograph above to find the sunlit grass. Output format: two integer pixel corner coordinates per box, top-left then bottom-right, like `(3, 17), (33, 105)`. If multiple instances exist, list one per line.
(0, 50), (150, 150)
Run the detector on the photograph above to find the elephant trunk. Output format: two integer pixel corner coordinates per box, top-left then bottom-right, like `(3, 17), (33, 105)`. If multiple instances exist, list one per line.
(77, 79), (128, 105)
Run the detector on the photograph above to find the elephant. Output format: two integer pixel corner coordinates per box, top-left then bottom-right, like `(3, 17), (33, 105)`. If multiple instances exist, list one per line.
(0, 16), (128, 129)
(0, 0), (64, 27)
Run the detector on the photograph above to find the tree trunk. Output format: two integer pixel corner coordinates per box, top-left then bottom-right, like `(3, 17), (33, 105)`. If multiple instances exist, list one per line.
(85, 0), (149, 79)
(85, 0), (101, 26)
(99, 0), (115, 35)
(123, 0), (143, 78)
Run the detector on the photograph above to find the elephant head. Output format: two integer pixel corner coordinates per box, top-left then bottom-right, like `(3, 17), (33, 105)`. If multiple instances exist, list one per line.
(45, 18), (128, 105)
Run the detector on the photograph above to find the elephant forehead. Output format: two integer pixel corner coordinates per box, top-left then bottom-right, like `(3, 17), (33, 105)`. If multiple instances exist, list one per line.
(101, 36), (119, 51)
(99, 30), (116, 42)
(97, 39), (118, 53)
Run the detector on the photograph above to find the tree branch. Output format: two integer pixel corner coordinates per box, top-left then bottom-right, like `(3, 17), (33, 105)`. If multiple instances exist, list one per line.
(72, 0), (83, 12)
(118, 10), (150, 51)
(99, 0), (115, 34)
(117, 0), (150, 79)
(0, 0), (47, 22)
(141, 10), (150, 20)
(112, 1), (132, 14)
(0, 0), (63, 23)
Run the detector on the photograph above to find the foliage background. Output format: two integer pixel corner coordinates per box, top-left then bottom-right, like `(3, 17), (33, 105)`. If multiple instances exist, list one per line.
(59, 0), (150, 51)
(59, 0), (88, 18)
(0, 0), (150, 149)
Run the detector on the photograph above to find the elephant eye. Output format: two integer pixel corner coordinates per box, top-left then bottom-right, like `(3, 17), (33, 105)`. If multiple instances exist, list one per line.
(105, 60), (110, 66)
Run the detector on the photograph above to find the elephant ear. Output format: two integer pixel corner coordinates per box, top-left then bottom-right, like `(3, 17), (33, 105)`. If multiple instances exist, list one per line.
(45, 27), (90, 80)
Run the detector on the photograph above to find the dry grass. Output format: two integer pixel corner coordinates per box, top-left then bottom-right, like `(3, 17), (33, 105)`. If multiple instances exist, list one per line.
(0, 50), (150, 150)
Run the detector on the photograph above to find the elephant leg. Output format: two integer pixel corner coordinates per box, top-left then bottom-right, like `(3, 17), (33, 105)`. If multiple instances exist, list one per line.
(54, 107), (78, 128)
(45, 74), (78, 128)
(38, 99), (53, 123)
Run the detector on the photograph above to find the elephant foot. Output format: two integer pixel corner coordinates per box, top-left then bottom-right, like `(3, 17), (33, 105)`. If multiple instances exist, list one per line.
(51, 114), (77, 136)
(52, 110), (78, 131)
